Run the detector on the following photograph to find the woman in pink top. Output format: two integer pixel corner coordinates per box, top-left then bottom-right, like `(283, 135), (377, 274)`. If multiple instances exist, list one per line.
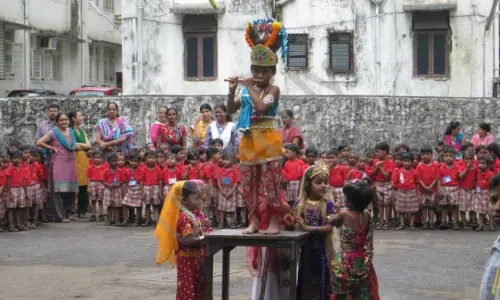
(471, 122), (495, 147)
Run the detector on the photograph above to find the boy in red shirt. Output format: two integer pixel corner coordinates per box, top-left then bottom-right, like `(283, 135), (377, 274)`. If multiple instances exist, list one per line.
(5, 150), (29, 232)
(474, 155), (495, 231)
(327, 149), (347, 206)
(102, 153), (122, 226)
(216, 152), (240, 228)
(416, 146), (440, 230)
(182, 150), (201, 180)
(141, 150), (162, 226)
(438, 146), (461, 229)
(458, 149), (477, 230)
(347, 156), (371, 181)
(282, 144), (306, 207)
(372, 142), (394, 230)
(199, 147), (221, 224)
(392, 153), (419, 230)
(87, 151), (108, 222)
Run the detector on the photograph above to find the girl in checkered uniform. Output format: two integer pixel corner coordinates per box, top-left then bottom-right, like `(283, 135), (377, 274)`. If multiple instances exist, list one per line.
(438, 146), (461, 230)
(474, 155), (495, 231)
(18, 145), (37, 229)
(5, 150), (29, 232)
(371, 142), (394, 230)
(216, 152), (239, 228)
(141, 150), (162, 227)
(282, 143), (307, 207)
(26, 151), (43, 227)
(160, 152), (179, 202)
(102, 153), (123, 226)
(0, 155), (7, 232)
(416, 146), (440, 230)
(392, 152), (419, 230)
(327, 148), (347, 207)
(87, 151), (107, 222)
(199, 147), (220, 224)
(458, 149), (477, 230)
(122, 154), (143, 226)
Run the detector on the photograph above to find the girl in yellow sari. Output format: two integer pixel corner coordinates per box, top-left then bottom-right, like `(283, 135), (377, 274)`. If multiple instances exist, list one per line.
(155, 180), (212, 300)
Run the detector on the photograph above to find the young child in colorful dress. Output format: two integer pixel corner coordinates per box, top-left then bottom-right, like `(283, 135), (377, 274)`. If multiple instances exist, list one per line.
(141, 150), (162, 226)
(282, 143), (307, 207)
(416, 146), (440, 230)
(458, 149), (477, 230)
(475, 155), (495, 231)
(5, 150), (29, 232)
(87, 151), (107, 222)
(293, 162), (335, 300)
(392, 152), (419, 230)
(121, 153), (143, 226)
(155, 180), (211, 300)
(216, 152), (240, 228)
(439, 146), (461, 230)
(328, 179), (380, 300)
(327, 148), (347, 207)
(372, 142), (394, 230)
(102, 153), (122, 226)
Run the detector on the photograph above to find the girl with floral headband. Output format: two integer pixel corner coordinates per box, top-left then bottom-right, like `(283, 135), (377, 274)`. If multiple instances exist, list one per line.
(155, 180), (211, 300)
(226, 18), (289, 235)
(294, 162), (336, 300)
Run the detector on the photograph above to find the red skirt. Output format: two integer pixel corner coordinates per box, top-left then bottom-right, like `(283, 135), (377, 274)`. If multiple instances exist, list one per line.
(176, 255), (205, 300)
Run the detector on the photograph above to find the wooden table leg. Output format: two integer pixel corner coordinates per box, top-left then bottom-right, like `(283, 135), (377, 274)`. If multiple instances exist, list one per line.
(204, 250), (214, 300)
(289, 242), (298, 300)
(222, 246), (235, 300)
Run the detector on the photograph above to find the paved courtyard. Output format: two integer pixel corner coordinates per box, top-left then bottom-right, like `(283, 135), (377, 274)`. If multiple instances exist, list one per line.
(0, 221), (496, 300)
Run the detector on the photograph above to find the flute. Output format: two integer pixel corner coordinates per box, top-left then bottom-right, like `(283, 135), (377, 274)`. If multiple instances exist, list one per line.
(224, 78), (264, 83)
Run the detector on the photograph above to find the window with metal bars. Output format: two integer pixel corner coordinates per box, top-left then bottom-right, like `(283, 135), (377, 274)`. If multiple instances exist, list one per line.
(287, 34), (308, 68)
(328, 32), (354, 73)
(103, 0), (114, 12)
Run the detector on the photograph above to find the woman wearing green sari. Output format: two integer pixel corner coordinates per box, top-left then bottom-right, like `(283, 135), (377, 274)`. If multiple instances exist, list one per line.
(68, 111), (92, 218)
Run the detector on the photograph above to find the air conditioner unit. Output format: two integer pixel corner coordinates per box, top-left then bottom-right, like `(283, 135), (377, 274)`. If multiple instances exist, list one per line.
(42, 38), (57, 50)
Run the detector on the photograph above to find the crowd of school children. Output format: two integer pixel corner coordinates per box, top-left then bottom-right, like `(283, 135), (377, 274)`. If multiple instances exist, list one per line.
(2, 125), (500, 233)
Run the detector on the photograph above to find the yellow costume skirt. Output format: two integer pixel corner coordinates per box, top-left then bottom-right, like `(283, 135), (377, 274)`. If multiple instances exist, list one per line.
(239, 120), (284, 165)
(75, 150), (89, 186)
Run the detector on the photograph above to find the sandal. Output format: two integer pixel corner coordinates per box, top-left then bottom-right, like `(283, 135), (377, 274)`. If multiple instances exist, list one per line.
(121, 220), (130, 227)
(476, 225), (484, 231)
(490, 226), (496, 232)
(218, 224), (224, 229)
(104, 220), (111, 226)
(230, 223), (237, 229)
(99, 215), (105, 222)
(396, 225), (405, 231)
(28, 223), (37, 229)
(429, 223), (436, 230)
(141, 221), (151, 227)
(8, 226), (18, 232)
(382, 223), (389, 230)
(453, 223), (460, 230)
(376, 223), (382, 230)
(422, 222), (429, 230)
(410, 225), (416, 230)
(89, 215), (97, 222)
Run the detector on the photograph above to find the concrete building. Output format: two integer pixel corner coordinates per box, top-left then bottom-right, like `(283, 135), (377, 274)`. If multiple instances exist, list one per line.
(122, 0), (500, 97)
(0, 0), (123, 96)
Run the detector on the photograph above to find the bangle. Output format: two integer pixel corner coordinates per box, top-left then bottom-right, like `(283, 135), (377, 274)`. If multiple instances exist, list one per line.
(314, 226), (318, 232)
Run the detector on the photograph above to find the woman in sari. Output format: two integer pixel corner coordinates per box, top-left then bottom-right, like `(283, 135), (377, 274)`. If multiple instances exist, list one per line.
(190, 103), (213, 149)
(96, 102), (135, 158)
(443, 121), (464, 159)
(204, 104), (239, 153)
(150, 107), (187, 149)
(471, 122), (495, 147)
(36, 113), (89, 223)
(279, 109), (304, 150)
(68, 111), (92, 218)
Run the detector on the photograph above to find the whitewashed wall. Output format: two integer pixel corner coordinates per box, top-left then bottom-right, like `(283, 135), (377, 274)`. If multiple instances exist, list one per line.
(122, 0), (498, 97)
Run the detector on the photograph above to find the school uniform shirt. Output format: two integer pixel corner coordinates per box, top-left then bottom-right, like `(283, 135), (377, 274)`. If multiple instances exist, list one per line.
(477, 169), (495, 191)
(184, 164), (201, 180)
(117, 167), (128, 184)
(391, 168), (402, 189)
(27, 163), (42, 186)
(416, 162), (440, 193)
(372, 158), (394, 182)
(458, 164), (478, 189)
(217, 167), (240, 186)
(439, 164), (460, 187)
(34, 162), (46, 184)
(282, 159), (307, 181)
(200, 162), (219, 187)
(329, 164), (347, 188)
(142, 165), (162, 186)
(494, 159), (500, 174)
(0, 168), (6, 187)
(6, 165), (29, 187)
(103, 168), (122, 185)
(348, 168), (368, 181)
(455, 159), (477, 170)
(87, 165), (108, 181)
(161, 167), (178, 185)
(123, 167), (142, 187)
(392, 168), (418, 190)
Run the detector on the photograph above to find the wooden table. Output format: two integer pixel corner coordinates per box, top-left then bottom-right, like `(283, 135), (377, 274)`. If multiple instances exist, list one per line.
(204, 229), (311, 300)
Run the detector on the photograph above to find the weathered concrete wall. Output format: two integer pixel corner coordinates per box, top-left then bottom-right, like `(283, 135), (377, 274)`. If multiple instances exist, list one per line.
(1, 96), (499, 152)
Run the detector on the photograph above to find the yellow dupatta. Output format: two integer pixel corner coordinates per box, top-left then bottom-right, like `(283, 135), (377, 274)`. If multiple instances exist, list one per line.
(155, 181), (185, 267)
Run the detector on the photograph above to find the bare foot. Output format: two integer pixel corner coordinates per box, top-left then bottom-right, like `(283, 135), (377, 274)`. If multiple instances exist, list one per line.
(242, 222), (259, 234)
(263, 224), (280, 235)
